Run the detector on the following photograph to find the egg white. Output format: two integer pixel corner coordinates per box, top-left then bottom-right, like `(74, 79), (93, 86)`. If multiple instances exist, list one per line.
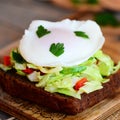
(19, 19), (105, 67)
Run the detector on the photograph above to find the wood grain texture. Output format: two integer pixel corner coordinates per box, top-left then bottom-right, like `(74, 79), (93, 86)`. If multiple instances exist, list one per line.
(0, 34), (120, 119)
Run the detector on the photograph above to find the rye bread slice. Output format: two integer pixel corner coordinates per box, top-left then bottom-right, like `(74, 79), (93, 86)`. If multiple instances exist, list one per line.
(0, 69), (120, 115)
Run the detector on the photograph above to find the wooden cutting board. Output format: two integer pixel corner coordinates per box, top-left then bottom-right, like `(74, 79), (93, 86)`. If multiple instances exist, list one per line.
(0, 34), (120, 120)
(0, 88), (120, 120)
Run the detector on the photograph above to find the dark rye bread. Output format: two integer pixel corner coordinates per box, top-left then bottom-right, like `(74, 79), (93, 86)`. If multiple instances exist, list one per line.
(0, 68), (120, 115)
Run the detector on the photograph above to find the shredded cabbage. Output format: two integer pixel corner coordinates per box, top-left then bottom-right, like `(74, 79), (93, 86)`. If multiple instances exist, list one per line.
(94, 50), (114, 76)
(1, 49), (120, 99)
(0, 64), (11, 71)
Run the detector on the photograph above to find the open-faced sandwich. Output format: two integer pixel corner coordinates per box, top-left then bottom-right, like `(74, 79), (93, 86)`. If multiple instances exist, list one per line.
(0, 19), (120, 115)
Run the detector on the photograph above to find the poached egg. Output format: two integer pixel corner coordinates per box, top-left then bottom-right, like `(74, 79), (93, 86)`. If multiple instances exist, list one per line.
(19, 19), (105, 67)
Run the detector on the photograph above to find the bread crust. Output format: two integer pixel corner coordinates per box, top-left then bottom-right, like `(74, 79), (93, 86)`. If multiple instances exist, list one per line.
(0, 69), (120, 115)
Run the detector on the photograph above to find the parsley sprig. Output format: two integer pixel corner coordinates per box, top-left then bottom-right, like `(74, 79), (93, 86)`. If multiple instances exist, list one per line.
(36, 25), (51, 38)
(74, 31), (89, 39)
(11, 50), (26, 63)
(49, 43), (64, 57)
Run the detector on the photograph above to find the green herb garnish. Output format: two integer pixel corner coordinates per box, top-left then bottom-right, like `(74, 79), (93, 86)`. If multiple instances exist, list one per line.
(94, 12), (120, 27)
(49, 43), (64, 57)
(36, 25), (51, 38)
(71, 0), (98, 4)
(12, 51), (26, 64)
(71, 0), (81, 4)
(87, 0), (98, 4)
(74, 31), (89, 39)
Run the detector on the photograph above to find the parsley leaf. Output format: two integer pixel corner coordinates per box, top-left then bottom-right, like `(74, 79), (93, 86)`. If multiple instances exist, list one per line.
(12, 51), (26, 63)
(74, 31), (89, 39)
(49, 43), (64, 57)
(36, 25), (51, 38)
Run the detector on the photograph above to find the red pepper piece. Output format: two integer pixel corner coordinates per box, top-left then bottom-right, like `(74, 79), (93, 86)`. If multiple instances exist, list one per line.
(22, 68), (34, 74)
(74, 78), (88, 90)
(3, 56), (11, 66)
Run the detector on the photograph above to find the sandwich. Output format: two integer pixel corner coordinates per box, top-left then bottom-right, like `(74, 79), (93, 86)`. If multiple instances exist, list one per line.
(0, 19), (120, 115)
